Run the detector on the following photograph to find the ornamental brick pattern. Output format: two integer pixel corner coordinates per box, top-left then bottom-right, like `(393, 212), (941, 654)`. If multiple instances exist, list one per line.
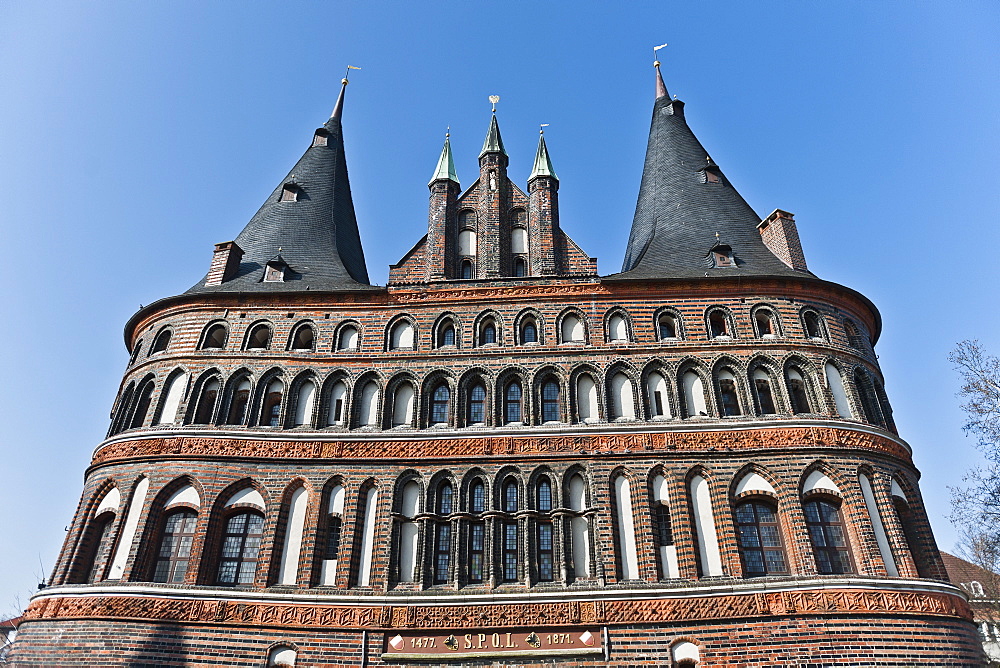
(9, 75), (984, 666)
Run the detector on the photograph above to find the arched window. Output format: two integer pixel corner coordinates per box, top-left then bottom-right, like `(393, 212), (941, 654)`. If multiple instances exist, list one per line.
(130, 379), (155, 428)
(357, 381), (380, 427)
(153, 510), (198, 583)
(392, 382), (415, 427)
(646, 372), (672, 419)
(521, 319), (538, 344)
(327, 381), (348, 426)
(337, 325), (359, 351)
(734, 500), (788, 576)
(682, 370), (708, 417)
(319, 484), (344, 585)
(216, 511), (265, 585)
(267, 645), (297, 667)
(468, 479), (486, 584)
(786, 367), (811, 414)
(844, 319), (866, 348)
(717, 369), (742, 416)
(854, 368), (883, 426)
(576, 374), (598, 423)
(513, 257), (527, 277)
(609, 372), (635, 420)
(708, 310), (730, 338)
(511, 226), (528, 254)
(567, 474), (590, 581)
(431, 384), (450, 425)
(651, 475), (677, 578)
(479, 319), (497, 346)
(535, 478), (554, 582)
(690, 475), (723, 576)
(467, 383), (486, 424)
(803, 310), (825, 339)
(157, 371), (187, 425)
(608, 314), (629, 342)
(613, 474), (639, 579)
(892, 482), (933, 578)
(752, 369), (777, 415)
(438, 322), (456, 347)
(151, 329), (171, 354)
(825, 363), (852, 418)
(501, 479), (519, 582)
(561, 314), (585, 343)
(458, 229), (477, 256)
(542, 379), (561, 422)
(193, 377), (221, 425)
(261, 379), (284, 427)
(396, 480), (419, 584)
(290, 325), (314, 351)
(292, 380), (316, 426)
(657, 313), (678, 340)
(202, 323), (228, 350)
(246, 323), (272, 350)
(505, 382), (523, 424)
(129, 340), (144, 366)
(803, 498), (853, 574)
(434, 483), (453, 584)
(355, 485), (379, 587)
(460, 260), (473, 279)
(389, 320), (414, 350)
(81, 512), (116, 583)
(754, 309), (777, 338)
(225, 378), (251, 425)
(671, 641), (700, 666)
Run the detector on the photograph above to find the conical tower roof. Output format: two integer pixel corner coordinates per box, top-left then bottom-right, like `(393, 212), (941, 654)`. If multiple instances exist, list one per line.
(428, 133), (459, 185)
(529, 130), (558, 180)
(613, 65), (806, 280)
(187, 80), (373, 294)
(480, 113), (507, 157)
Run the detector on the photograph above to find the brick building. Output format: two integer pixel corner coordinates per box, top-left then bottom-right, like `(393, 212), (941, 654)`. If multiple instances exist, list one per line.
(8, 65), (986, 666)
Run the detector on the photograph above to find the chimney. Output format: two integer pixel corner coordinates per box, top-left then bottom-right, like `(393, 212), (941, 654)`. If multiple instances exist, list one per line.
(758, 209), (808, 272)
(205, 241), (244, 286)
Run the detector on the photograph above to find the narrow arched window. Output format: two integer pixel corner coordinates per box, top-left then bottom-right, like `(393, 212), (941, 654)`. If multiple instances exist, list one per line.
(129, 340), (144, 366)
(357, 382), (380, 426)
(461, 260), (473, 279)
(202, 324), (228, 350)
(153, 510), (198, 583)
(290, 325), (314, 351)
(267, 645), (297, 667)
(845, 319), (865, 348)
(327, 381), (347, 426)
(193, 378), (221, 424)
(434, 483), (453, 584)
(396, 481), (419, 584)
(651, 475), (677, 578)
(658, 313), (677, 340)
(786, 368), (811, 414)
(682, 370), (708, 417)
(735, 500), (788, 576)
(293, 380), (316, 426)
(854, 368), (883, 426)
(157, 371), (186, 425)
(392, 382), (415, 427)
(431, 384), (450, 425)
(389, 321), (414, 350)
(505, 382), (523, 424)
(753, 369), (777, 415)
(151, 329), (171, 354)
(567, 474), (590, 581)
(480, 319), (497, 345)
(468, 480), (486, 583)
(576, 374), (598, 423)
(804, 311), (824, 339)
(717, 370), (741, 416)
(261, 379), (283, 427)
(609, 372), (635, 420)
(513, 257), (526, 276)
(130, 380), (155, 428)
(755, 310), (775, 337)
(502, 479), (519, 582)
(803, 498), (853, 574)
(521, 319), (538, 344)
(647, 372), (671, 419)
(893, 489), (933, 578)
(511, 226), (528, 254)
(216, 511), (264, 585)
(825, 363), (852, 418)
(561, 314), (585, 343)
(458, 229), (477, 256)
(608, 314), (628, 342)
(320, 484), (345, 585)
(542, 380), (560, 422)
(337, 325), (359, 351)
(467, 383), (486, 424)
(225, 378), (251, 425)
(536, 478), (554, 582)
(82, 512), (116, 583)
(613, 474), (639, 579)
(708, 310), (729, 338)
(438, 323), (456, 347)
(246, 324), (272, 350)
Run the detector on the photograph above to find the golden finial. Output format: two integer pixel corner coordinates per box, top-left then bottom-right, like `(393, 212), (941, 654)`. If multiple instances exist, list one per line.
(489, 95), (500, 113)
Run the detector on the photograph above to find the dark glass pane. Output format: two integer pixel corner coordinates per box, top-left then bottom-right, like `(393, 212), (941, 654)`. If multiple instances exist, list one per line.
(537, 480), (552, 511)
(523, 323), (537, 343)
(504, 482), (518, 512)
(659, 316), (676, 339)
(755, 378), (777, 414)
(720, 379), (740, 416)
(542, 381), (560, 422)
(482, 323), (496, 344)
(471, 482), (485, 513)
(439, 484), (453, 514)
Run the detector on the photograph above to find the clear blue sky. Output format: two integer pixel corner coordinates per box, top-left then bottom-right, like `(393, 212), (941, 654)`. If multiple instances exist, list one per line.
(1, 2), (998, 612)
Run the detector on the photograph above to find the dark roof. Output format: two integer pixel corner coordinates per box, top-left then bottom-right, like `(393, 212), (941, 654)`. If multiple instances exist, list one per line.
(610, 68), (809, 281)
(185, 84), (373, 294)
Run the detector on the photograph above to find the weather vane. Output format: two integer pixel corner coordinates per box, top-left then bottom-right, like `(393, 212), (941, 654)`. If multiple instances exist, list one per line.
(540, 123), (550, 134)
(343, 65), (361, 84)
(653, 42), (668, 66)
(489, 95), (500, 113)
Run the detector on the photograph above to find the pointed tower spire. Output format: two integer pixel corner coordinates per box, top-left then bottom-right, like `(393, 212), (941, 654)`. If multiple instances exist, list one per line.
(529, 127), (558, 181)
(428, 130), (459, 185)
(480, 113), (507, 157)
(616, 65), (808, 280)
(188, 80), (372, 294)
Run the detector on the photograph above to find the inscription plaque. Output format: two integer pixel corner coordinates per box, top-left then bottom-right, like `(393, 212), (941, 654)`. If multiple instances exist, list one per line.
(382, 628), (603, 660)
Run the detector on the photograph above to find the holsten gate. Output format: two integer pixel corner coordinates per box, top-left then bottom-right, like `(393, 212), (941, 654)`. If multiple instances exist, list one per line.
(9, 64), (985, 666)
